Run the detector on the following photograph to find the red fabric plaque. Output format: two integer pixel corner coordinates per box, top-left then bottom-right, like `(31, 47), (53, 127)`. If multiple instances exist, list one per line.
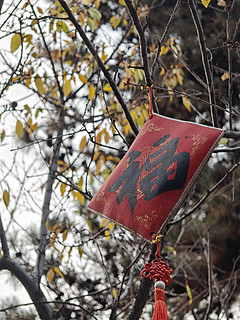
(88, 114), (224, 241)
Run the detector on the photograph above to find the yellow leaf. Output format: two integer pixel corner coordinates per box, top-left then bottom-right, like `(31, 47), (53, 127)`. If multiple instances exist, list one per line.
(96, 158), (102, 175)
(201, 0), (211, 7)
(3, 190), (10, 208)
(78, 177), (83, 189)
(16, 120), (23, 139)
(76, 192), (85, 205)
(103, 83), (112, 92)
(186, 284), (193, 305)
(119, 0), (126, 5)
(78, 246), (83, 258)
(105, 131), (110, 144)
(86, 219), (92, 231)
(218, 137), (228, 146)
(35, 75), (44, 95)
(104, 229), (111, 241)
(221, 72), (229, 81)
(89, 84), (95, 101)
(82, 0), (90, 5)
(63, 79), (71, 97)
(10, 34), (21, 53)
(46, 220), (51, 231)
(1, 130), (5, 142)
(112, 288), (118, 299)
(106, 222), (115, 232)
(79, 136), (87, 152)
(62, 229), (68, 242)
(53, 266), (64, 277)
(182, 95), (191, 112)
(47, 268), (55, 282)
(99, 218), (108, 228)
(78, 74), (88, 84)
(60, 183), (67, 196)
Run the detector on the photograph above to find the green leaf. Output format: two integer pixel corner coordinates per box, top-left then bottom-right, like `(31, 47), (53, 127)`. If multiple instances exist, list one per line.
(16, 120), (23, 139)
(10, 34), (21, 53)
(88, 7), (102, 20)
(61, 21), (69, 33)
(87, 17), (96, 31)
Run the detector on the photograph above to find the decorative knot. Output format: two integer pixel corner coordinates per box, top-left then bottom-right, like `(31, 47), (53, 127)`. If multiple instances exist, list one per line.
(140, 257), (172, 285)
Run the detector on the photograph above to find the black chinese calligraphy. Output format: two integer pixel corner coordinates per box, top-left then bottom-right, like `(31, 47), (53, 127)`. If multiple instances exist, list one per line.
(108, 135), (190, 211)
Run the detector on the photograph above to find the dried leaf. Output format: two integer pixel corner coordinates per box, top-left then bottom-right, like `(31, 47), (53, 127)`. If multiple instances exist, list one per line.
(47, 268), (55, 282)
(221, 72), (229, 81)
(10, 34), (21, 53)
(79, 136), (87, 152)
(16, 120), (23, 139)
(3, 190), (10, 208)
(105, 131), (110, 144)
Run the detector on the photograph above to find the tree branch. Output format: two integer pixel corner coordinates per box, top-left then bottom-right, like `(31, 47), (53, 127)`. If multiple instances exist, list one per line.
(127, 244), (155, 320)
(188, 0), (218, 127)
(0, 257), (53, 320)
(0, 214), (10, 257)
(58, 0), (139, 136)
(124, 0), (159, 114)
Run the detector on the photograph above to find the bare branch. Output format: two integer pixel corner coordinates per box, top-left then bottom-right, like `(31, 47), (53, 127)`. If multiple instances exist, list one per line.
(188, 0), (218, 127)
(58, 0), (139, 136)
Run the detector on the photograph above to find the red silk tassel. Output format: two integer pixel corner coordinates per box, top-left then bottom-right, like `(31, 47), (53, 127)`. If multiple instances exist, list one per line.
(153, 286), (168, 320)
(140, 234), (172, 320)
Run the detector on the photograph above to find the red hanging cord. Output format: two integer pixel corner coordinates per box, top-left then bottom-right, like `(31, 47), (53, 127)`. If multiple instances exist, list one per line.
(148, 85), (153, 119)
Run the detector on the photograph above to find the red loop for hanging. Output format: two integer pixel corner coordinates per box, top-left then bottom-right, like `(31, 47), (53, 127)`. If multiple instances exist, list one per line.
(148, 86), (153, 119)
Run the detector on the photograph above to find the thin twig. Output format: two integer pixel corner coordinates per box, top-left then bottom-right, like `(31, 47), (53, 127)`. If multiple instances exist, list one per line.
(58, 0), (139, 136)
(188, 0), (218, 127)
(169, 161), (240, 225)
